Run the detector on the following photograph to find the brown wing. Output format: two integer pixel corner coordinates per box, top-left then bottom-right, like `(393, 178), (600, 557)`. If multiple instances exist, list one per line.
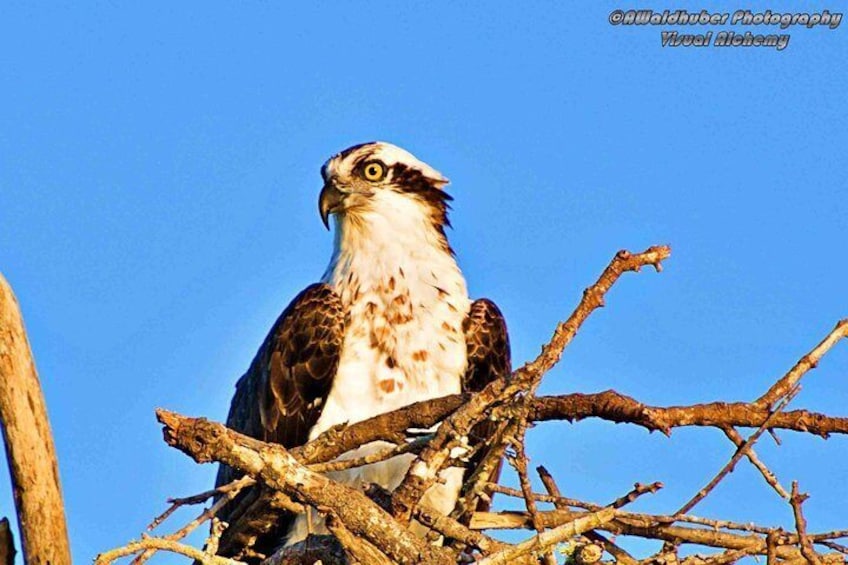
(462, 299), (511, 511)
(215, 283), (345, 559)
(463, 299), (511, 393)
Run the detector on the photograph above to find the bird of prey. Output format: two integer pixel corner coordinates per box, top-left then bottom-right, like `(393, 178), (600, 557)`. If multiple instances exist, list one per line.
(215, 141), (510, 558)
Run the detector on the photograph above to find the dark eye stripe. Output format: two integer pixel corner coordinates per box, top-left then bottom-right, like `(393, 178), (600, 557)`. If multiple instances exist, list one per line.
(390, 163), (453, 200)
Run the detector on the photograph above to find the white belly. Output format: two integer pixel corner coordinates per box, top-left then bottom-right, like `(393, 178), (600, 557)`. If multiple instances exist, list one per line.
(312, 312), (468, 433)
(285, 251), (471, 545)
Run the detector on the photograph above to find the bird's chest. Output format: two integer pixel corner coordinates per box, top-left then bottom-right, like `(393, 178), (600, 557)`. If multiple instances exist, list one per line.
(310, 267), (469, 437)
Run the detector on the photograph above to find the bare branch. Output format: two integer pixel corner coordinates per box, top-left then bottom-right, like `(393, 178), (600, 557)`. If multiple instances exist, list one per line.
(308, 435), (430, 473)
(513, 246), (671, 392)
(156, 409), (453, 565)
(608, 481), (664, 509)
(476, 508), (616, 565)
(791, 482), (821, 565)
(767, 530), (780, 565)
(94, 537), (245, 565)
(508, 425), (554, 565)
(470, 509), (805, 560)
(413, 504), (505, 554)
(391, 246), (671, 522)
(146, 476), (256, 533)
(817, 541), (848, 555)
(686, 546), (762, 565)
(103, 245), (848, 565)
(537, 466), (639, 565)
(453, 419), (512, 523)
(323, 508), (394, 565)
(205, 518), (226, 557)
(294, 395), (468, 465)
(674, 386), (800, 516)
(528, 392), (848, 437)
(722, 426), (790, 499)
(132, 477), (256, 565)
(756, 319), (848, 408)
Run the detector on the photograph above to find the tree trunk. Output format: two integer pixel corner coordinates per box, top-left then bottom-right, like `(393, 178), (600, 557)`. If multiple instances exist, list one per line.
(0, 274), (71, 564)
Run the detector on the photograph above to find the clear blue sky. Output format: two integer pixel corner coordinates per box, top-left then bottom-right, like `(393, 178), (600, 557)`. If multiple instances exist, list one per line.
(1, 2), (846, 562)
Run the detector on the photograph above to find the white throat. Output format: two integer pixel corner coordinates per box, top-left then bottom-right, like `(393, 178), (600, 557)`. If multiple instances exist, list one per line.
(323, 193), (454, 287)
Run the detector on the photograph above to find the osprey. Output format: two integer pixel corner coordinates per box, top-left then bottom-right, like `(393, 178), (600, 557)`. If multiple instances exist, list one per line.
(216, 142), (510, 558)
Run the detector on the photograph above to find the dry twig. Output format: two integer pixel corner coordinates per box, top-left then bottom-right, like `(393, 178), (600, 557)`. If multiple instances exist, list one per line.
(94, 537), (244, 565)
(756, 320), (848, 408)
(537, 465), (639, 565)
(147, 476), (256, 532)
(608, 481), (664, 509)
(721, 426), (790, 499)
(674, 386), (801, 516)
(507, 426), (556, 565)
(791, 481), (822, 565)
(131, 476), (256, 564)
(476, 508), (616, 565)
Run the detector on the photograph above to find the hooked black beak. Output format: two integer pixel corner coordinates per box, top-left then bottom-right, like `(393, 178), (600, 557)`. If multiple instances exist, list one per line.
(319, 181), (345, 230)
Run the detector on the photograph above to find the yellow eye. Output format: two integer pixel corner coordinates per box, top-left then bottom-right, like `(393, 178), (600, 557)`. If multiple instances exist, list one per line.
(362, 161), (386, 182)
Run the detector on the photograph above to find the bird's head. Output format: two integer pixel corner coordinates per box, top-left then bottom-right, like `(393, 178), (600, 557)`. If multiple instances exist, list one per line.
(319, 142), (452, 233)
